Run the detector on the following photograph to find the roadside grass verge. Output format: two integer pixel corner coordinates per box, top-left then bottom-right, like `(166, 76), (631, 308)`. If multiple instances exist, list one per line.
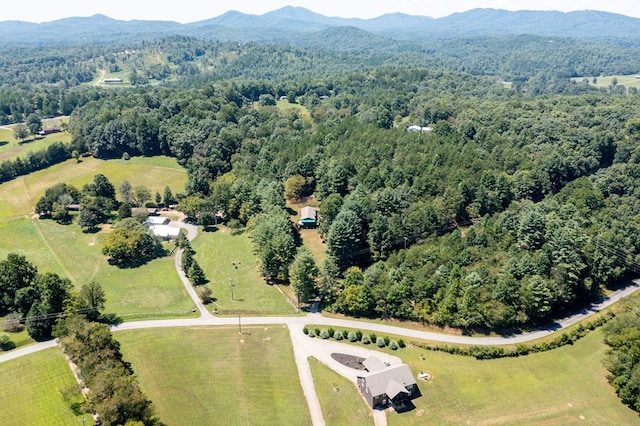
(0, 348), (91, 426)
(117, 326), (311, 426)
(308, 356), (372, 426)
(191, 227), (296, 315)
(304, 327), (637, 425)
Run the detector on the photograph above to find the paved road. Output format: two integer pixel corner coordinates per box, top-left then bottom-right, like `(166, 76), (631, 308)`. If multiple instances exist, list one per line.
(2, 219), (639, 425)
(171, 220), (213, 319)
(2, 279), (639, 365)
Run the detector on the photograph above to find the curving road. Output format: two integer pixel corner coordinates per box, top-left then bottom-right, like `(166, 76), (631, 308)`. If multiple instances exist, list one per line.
(2, 218), (640, 424)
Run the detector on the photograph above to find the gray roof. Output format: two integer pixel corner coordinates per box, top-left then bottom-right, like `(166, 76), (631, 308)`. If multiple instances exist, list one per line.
(363, 356), (385, 372)
(300, 206), (317, 221)
(360, 364), (416, 399)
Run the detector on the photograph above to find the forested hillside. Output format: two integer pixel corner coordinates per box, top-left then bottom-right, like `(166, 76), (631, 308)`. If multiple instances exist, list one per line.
(1, 14), (640, 333)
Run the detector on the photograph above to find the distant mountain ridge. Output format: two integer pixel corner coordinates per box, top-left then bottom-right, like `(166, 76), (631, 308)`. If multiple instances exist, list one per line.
(1, 7), (640, 45)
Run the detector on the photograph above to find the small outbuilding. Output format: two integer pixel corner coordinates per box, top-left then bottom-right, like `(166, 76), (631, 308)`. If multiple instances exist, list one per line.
(298, 206), (317, 228)
(39, 126), (61, 136)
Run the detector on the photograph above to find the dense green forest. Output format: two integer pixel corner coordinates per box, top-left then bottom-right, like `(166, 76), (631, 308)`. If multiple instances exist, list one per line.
(1, 14), (640, 414)
(2, 33), (640, 332)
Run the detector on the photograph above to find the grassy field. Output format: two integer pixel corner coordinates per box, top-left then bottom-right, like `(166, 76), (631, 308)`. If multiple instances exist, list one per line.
(358, 329), (637, 425)
(0, 119), (71, 162)
(0, 155), (194, 324)
(309, 356), (373, 426)
(571, 74), (640, 89)
(117, 326), (312, 426)
(0, 348), (91, 426)
(0, 156), (187, 218)
(303, 322), (638, 424)
(191, 227), (296, 315)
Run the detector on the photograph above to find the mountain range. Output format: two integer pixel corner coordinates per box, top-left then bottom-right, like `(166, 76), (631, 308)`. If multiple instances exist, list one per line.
(2, 7), (640, 45)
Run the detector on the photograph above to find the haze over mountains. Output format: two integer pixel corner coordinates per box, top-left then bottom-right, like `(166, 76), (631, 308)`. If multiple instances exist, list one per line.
(1, 6), (640, 45)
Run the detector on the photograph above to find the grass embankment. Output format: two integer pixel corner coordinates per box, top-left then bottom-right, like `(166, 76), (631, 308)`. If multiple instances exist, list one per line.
(0, 156), (194, 330)
(0, 348), (91, 426)
(191, 227), (296, 315)
(117, 326), (311, 426)
(308, 356), (372, 426)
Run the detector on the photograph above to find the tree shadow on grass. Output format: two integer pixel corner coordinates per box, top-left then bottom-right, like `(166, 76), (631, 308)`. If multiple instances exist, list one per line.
(100, 313), (123, 325)
(0, 141), (8, 147)
(203, 225), (219, 233)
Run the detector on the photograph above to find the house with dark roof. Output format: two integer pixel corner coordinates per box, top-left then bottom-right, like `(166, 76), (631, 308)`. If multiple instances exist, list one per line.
(357, 357), (417, 408)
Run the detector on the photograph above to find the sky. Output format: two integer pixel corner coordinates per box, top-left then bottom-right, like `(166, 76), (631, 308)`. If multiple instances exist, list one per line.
(1, 0), (638, 24)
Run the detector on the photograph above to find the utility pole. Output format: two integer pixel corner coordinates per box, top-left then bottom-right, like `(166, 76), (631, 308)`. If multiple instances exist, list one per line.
(228, 277), (235, 301)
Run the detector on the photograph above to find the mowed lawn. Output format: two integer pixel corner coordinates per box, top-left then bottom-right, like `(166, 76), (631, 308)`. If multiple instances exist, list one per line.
(0, 120), (72, 163)
(0, 155), (194, 322)
(309, 356), (372, 426)
(191, 227), (296, 315)
(0, 348), (91, 426)
(377, 329), (639, 425)
(117, 326), (311, 426)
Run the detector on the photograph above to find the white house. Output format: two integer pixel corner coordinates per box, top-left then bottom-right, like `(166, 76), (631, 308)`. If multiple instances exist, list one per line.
(145, 216), (170, 226)
(149, 225), (181, 240)
(407, 125), (433, 133)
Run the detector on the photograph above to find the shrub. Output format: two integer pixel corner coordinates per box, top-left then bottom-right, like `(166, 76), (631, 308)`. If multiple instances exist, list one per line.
(0, 333), (16, 351)
(334, 331), (343, 340)
(328, 327), (335, 337)
(2, 312), (24, 332)
(342, 330), (349, 339)
(320, 329), (330, 339)
(377, 338), (386, 348)
(314, 327), (321, 336)
(308, 330), (315, 338)
(122, 152), (131, 160)
(362, 336), (371, 344)
(369, 333), (377, 343)
(347, 331), (357, 342)
(197, 286), (213, 304)
(398, 339), (406, 348)
(356, 330), (363, 341)
(303, 327), (309, 335)
(389, 340), (398, 350)
(383, 336), (390, 345)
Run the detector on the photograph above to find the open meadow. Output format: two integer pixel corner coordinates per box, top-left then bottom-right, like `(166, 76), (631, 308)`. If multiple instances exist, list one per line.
(369, 329), (638, 425)
(0, 119), (71, 162)
(191, 227), (296, 315)
(117, 326), (311, 426)
(0, 348), (91, 426)
(0, 155), (194, 328)
(571, 74), (640, 89)
(308, 356), (372, 426)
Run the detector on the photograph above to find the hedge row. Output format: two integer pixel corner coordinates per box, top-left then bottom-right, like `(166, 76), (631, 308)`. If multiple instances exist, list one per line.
(412, 312), (614, 360)
(303, 326), (406, 350)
